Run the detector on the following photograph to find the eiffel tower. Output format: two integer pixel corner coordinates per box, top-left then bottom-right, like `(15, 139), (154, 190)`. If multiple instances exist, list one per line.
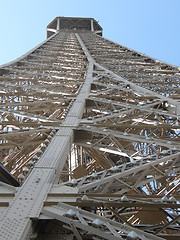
(0, 17), (180, 240)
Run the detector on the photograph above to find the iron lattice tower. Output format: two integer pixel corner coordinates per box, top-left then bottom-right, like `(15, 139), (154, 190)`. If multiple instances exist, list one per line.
(0, 17), (180, 240)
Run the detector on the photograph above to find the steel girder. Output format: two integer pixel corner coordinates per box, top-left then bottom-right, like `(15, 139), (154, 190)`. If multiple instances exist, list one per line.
(0, 18), (180, 240)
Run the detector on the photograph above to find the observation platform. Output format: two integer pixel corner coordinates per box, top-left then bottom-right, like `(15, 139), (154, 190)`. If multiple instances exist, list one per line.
(47, 17), (103, 38)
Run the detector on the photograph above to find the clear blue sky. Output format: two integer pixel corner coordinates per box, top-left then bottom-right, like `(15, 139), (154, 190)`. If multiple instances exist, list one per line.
(0, 0), (180, 66)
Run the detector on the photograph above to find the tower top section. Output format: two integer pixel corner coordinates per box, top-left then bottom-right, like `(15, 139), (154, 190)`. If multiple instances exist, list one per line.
(47, 17), (103, 38)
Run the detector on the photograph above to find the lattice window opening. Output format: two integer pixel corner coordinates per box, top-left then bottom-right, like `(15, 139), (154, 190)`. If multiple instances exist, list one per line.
(0, 128), (57, 183)
(66, 144), (110, 180)
(74, 129), (178, 165)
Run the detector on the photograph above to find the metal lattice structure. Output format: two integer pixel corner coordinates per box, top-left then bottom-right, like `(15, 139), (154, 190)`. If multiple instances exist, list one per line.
(0, 17), (180, 240)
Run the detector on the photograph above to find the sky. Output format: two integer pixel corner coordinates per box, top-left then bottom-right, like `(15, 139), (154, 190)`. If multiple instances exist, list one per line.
(0, 0), (180, 66)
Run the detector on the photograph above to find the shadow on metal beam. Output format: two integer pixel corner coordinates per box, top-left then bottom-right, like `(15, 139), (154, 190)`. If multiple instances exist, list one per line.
(0, 163), (20, 187)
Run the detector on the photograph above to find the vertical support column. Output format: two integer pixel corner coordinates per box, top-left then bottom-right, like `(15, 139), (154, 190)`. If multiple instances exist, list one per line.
(91, 19), (94, 32)
(57, 18), (60, 31)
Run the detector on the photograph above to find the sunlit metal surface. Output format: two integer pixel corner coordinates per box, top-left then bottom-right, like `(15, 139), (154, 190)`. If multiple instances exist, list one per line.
(0, 17), (179, 240)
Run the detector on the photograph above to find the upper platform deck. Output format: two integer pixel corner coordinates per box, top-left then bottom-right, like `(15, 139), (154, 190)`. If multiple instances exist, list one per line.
(47, 17), (103, 38)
